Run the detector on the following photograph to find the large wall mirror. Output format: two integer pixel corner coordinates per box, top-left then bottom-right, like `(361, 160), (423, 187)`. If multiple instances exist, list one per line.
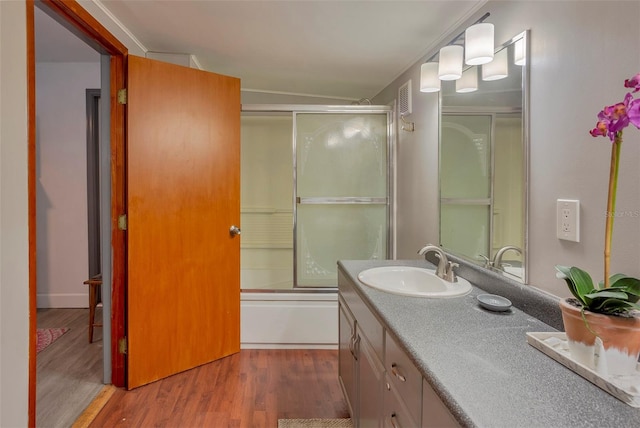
(439, 30), (529, 283)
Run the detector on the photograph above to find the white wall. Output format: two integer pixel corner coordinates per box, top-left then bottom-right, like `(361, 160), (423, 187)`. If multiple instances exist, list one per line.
(242, 90), (353, 105)
(0, 0), (29, 425)
(78, 0), (146, 57)
(374, 74), (440, 259)
(374, 0), (640, 298)
(36, 62), (100, 308)
(146, 52), (200, 69)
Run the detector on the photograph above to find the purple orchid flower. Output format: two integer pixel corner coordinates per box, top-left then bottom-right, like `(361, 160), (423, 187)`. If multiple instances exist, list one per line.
(628, 97), (640, 129)
(590, 92), (638, 141)
(589, 121), (608, 138)
(624, 73), (640, 92)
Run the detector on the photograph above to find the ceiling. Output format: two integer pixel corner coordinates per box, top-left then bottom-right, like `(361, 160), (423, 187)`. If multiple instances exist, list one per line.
(35, 0), (487, 100)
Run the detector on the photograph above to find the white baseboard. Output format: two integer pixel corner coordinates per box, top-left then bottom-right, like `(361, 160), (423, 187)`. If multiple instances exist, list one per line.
(37, 293), (87, 308)
(241, 292), (338, 349)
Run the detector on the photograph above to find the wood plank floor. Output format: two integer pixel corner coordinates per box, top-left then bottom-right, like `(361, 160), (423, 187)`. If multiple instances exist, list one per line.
(37, 308), (104, 428)
(90, 349), (350, 427)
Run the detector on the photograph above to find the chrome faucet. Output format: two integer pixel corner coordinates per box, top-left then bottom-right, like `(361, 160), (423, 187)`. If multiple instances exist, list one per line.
(478, 254), (492, 269)
(417, 244), (459, 282)
(492, 245), (522, 271)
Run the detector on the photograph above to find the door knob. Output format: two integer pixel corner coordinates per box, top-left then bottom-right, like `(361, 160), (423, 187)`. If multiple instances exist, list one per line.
(229, 225), (241, 236)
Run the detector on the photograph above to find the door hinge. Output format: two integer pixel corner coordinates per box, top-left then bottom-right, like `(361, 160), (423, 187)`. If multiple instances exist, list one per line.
(117, 88), (127, 105)
(118, 214), (127, 231)
(118, 337), (128, 354)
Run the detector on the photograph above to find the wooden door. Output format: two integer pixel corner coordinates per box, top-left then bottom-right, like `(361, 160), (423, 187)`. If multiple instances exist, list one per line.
(126, 55), (241, 388)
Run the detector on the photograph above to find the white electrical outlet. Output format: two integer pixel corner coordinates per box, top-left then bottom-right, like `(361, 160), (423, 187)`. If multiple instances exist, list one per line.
(557, 199), (580, 242)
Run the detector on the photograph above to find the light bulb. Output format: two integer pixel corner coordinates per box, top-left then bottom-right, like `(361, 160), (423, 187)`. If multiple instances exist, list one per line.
(482, 48), (508, 81)
(456, 67), (478, 93)
(465, 23), (494, 65)
(420, 63), (441, 92)
(438, 45), (463, 81)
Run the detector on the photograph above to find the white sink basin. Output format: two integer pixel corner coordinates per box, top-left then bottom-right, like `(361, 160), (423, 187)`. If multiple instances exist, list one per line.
(357, 266), (472, 298)
(502, 265), (524, 279)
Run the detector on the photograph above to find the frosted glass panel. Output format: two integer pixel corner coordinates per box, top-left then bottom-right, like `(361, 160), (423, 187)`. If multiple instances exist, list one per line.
(240, 114), (294, 290)
(441, 115), (492, 199)
(440, 204), (490, 262)
(241, 115), (293, 209)
(297, 205), (387, 287)
(493, 115), (524, 251)
(296, 113), (387, 198)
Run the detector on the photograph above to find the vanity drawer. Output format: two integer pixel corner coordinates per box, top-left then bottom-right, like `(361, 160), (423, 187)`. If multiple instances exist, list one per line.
(383, 373), (419, 428)
(385, 331), (422, 424)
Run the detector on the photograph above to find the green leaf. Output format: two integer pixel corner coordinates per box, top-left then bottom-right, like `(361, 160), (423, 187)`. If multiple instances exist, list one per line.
(555, 265), (584, 303)
(555, 265), (572, 278)
(584, 290), (629, 300)
(610, 276), (640, 302)
(592, 298), (640, 314)
(568, 266), (595, 303)
(605, 273), (628, 286)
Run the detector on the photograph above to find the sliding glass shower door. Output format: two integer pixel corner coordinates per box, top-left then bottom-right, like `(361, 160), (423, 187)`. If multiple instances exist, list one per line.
(240, 106), (391, 291)
(295, 112), (390, 288)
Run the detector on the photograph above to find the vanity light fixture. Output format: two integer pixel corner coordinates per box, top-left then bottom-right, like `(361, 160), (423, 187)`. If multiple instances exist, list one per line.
(420, 62), (441, 92)
(456, 67), (478, 93)
(464, 23), (494, 65)
(419, 12), (492, 92)
(438, 45), (464, 81)
(514, 38), (526, 66)
(482, 47), (508, 81)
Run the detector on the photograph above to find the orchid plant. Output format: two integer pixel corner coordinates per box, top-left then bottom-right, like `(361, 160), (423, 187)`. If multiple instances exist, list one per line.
(556, 73), (640, 315)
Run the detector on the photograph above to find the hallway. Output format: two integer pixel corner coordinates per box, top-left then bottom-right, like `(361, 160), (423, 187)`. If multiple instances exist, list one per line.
(37, 308), (104, 427)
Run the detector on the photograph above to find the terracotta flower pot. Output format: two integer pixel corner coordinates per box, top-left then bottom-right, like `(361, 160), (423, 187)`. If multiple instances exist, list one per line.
(559, 297), (640, 376)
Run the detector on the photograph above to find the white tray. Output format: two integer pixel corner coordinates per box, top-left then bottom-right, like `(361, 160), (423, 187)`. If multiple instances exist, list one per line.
(526, 332), (640, 407)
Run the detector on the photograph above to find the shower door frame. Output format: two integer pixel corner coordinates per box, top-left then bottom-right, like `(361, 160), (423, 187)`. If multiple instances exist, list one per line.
(242, 104), (394, 291)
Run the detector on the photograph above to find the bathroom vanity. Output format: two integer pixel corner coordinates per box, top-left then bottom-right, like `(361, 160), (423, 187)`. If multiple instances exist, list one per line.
(338, 258), (640, 427)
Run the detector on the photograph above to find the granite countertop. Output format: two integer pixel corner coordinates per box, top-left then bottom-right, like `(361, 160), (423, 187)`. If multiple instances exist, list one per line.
(338, 259), (640, 428)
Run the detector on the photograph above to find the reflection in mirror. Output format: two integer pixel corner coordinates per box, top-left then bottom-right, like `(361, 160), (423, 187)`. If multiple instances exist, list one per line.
(439, 31), (529, 283)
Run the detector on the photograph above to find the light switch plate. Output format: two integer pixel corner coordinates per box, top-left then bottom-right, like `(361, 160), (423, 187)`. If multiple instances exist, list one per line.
(557, 199), (580, 242)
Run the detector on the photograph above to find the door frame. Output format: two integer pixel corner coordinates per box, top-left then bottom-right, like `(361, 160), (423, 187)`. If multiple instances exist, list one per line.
(86, 88), (101, 278)
(27, 0), (128, 424)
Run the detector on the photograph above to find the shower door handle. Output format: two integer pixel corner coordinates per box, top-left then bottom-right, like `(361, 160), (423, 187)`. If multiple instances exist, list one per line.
(229, 225), (241, 237)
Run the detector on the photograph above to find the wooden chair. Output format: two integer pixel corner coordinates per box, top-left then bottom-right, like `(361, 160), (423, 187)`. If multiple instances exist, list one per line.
(83, 274), (103, 343)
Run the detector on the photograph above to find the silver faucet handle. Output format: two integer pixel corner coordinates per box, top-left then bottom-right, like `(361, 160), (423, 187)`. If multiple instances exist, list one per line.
(444, 261), (459, 282)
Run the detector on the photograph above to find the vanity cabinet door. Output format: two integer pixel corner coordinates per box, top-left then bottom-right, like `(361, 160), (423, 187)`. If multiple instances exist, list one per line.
(422, 378), (459, 428)
(358, 325), (385, 428)
(339, 297), (358, 420)
(338, 270), (386, 428)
